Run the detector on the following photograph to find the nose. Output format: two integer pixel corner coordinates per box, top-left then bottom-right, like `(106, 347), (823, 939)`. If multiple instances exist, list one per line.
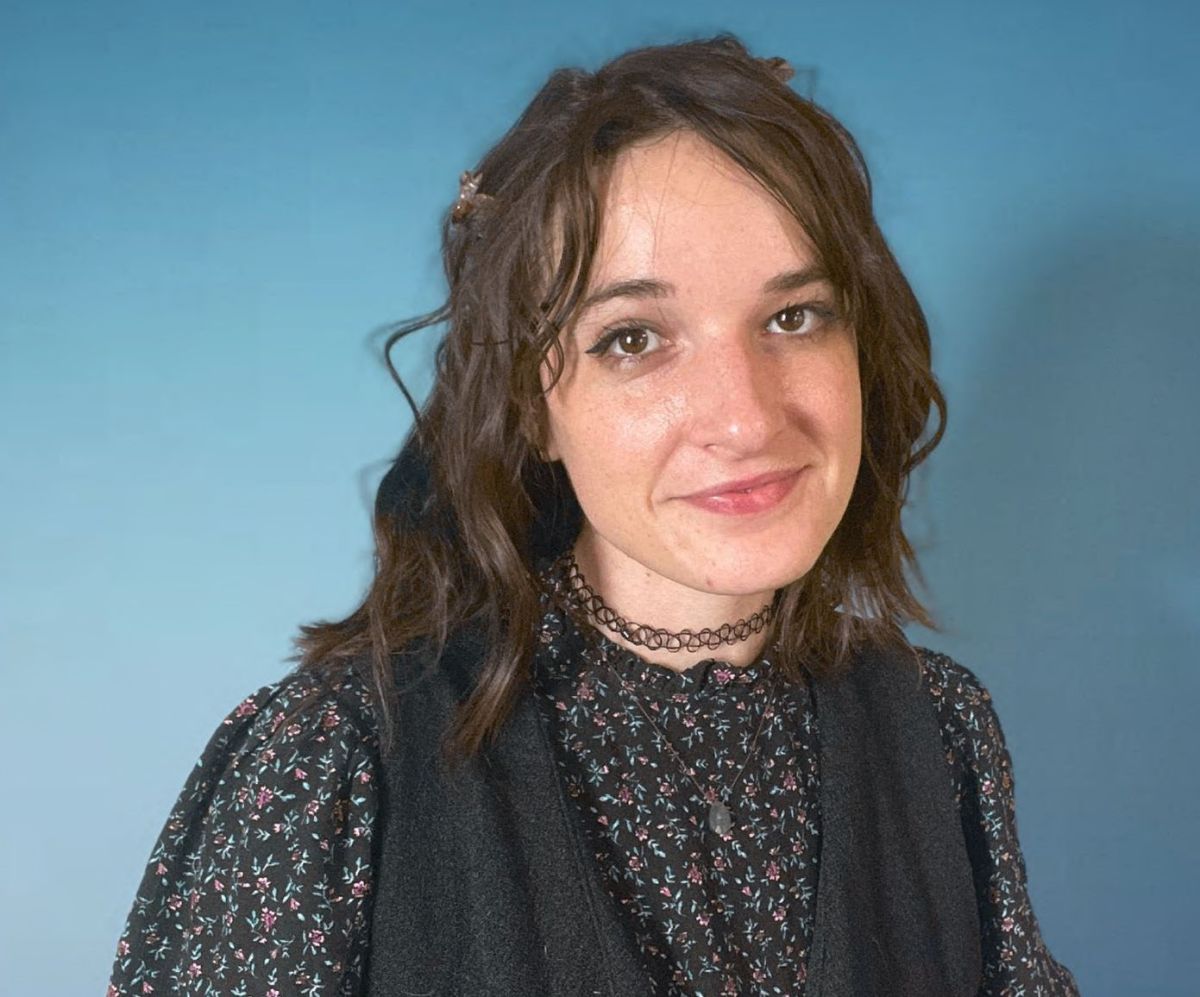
(686, 336), (787, 455)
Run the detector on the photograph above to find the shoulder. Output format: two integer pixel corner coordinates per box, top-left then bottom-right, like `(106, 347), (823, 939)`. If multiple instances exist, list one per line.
(912, 645), (1002, 739)
(108, 660), (380, 996)
(171, 660), (382, 812)
(211, 659), (380, 764)
(910, 645), (1011, 797)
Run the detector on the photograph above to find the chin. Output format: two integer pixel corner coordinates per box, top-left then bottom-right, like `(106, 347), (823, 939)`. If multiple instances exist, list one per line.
(677, 546), (823, 597)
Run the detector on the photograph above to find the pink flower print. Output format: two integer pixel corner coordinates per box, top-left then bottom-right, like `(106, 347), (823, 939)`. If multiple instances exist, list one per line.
(255, 876), (271, 893)
(142, 983), (154, 994)
(774, 905), (787, 922)
(213, 878), (225, 891)
(683, 715), (696, 728)
(617, 785), (633, 804)
(234, 697), (258, 717)
(742, 885), (752, 896)
(713, 667), (734, 685)
(256, 787), (274, 809)
(309, 929), (326, 947)
(782, 772), (797, 791)
(697, 912), (710, 927)
(167, 894), (183, 911)
(352, 879), (371, 897)
(287, 723), (302, 736)
(305, 799), (321, 817)
(322, 709), (340, 730)
(713, 855), (726, 870)
(628, 855), (642, 871)
(186, 962), (201, 979)
(598, 815), (609, 826)
(635, 826), (650, 841)
(766, 861), (780, 881)
(117, 939), (130, 956)
(294, 767), (307, 780)
(359, 770), (372, 783)
(981, 779), (994, 795)
(267, 990), (280, 997)
(155, 862), (168, 876)
(106, 987), (118, 997)
(234, 948), (246, 962)
(261, 748), (276, 763)
(660, 886), (672, 898)
(1002, 916), (1015, 932)
(687, 864), (703, 884)
(262, 907), (278, 932)
(289, 898), (301, 911)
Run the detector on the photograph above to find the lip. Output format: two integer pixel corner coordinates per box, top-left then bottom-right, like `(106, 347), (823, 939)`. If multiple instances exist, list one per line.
(682, 468), (804, 500)
(678, 467), (807, 517)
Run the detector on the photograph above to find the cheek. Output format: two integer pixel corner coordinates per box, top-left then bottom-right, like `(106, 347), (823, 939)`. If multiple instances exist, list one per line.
(547, 388), (681, 490)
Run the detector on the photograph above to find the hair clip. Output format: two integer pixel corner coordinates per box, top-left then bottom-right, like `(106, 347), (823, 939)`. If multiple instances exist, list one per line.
(759, 56), (795, 84)
(451, 170), (493, 224)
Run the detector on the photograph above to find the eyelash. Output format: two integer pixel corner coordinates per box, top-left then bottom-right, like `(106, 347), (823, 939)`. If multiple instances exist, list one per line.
(584, 301), (839, 364)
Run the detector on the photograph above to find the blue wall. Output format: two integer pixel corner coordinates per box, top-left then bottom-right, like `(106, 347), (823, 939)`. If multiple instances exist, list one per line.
(2, 1), (1196, 993)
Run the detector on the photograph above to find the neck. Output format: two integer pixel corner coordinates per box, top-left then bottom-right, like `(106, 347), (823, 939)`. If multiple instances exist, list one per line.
(571, 527), (777, 673)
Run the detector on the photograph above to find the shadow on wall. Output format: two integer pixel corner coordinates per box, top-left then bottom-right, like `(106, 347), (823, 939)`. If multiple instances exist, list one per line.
(911, 202), (1200, 995)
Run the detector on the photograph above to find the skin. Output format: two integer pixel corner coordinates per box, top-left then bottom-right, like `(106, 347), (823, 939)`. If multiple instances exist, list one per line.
(541, 129), (862, 672)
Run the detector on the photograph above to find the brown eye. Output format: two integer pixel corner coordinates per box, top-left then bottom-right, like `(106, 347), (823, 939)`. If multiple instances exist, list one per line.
(616, 329), (650, 354)
(766, 302), (836, 337)
(774, 305), (810, 333)
(585, 325), (662, 360)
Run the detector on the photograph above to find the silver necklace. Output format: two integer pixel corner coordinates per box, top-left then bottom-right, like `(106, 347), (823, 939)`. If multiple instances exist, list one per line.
(595, 637), (780, 836)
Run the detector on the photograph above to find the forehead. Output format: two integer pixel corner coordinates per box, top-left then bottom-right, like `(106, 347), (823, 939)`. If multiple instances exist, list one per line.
(591, 130), (817, 284)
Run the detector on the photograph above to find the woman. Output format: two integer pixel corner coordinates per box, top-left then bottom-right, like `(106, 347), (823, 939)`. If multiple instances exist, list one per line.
(107, 34), (1079, 996)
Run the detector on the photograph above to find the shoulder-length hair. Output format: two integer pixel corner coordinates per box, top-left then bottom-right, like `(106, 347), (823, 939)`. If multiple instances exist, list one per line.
(294, 32), (946, 762)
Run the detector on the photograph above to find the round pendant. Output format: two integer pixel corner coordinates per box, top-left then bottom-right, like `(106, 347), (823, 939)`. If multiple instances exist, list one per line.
(708, 800), (733, 835)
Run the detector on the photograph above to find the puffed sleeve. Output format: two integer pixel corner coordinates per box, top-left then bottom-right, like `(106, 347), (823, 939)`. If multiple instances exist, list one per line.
(106, 663), (379, 997)
(916, 647), (1080, 997)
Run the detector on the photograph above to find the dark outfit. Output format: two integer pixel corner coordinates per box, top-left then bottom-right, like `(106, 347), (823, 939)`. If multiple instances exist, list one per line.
(107, 555), (1078, 996)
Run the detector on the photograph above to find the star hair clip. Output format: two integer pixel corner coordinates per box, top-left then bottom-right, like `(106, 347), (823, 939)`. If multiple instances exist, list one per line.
(450, 169), (493, 224)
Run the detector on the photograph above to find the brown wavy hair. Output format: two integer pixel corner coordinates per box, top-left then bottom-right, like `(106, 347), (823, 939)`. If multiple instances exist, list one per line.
(293, 32), (947, 762)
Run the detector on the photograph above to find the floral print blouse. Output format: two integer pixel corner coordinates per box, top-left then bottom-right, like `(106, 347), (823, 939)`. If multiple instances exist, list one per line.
(107, 578), (1079, 996)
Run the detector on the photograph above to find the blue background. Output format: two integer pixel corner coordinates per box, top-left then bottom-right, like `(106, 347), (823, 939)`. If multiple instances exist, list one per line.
(2, 1), (1197, 993)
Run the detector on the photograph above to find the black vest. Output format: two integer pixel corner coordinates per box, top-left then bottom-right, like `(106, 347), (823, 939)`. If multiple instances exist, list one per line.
(362, 624), (982, 996)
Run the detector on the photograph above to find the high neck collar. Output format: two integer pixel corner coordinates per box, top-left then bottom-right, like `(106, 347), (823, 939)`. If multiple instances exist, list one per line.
(534, 556), (778, 699)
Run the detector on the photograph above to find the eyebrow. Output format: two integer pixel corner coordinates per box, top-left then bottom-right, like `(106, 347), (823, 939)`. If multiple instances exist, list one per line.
(576, 264), (832, 316)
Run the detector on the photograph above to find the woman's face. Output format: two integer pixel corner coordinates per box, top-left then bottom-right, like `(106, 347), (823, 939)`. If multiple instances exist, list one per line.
(541, 129), (862, 599)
